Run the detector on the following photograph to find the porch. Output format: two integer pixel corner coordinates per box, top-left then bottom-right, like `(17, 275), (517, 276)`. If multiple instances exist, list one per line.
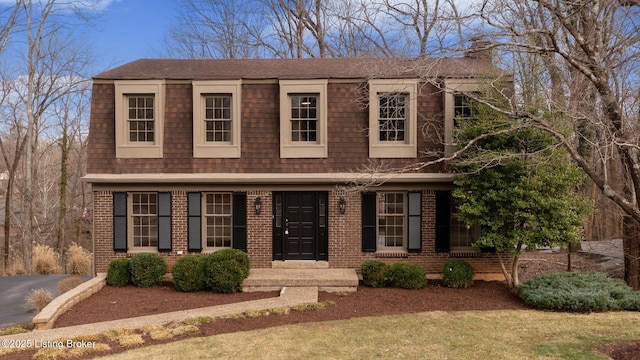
(242, 263), (359, 292)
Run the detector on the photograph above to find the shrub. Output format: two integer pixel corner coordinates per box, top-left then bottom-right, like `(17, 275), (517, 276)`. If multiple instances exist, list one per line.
(32, 244), (60, 275)
(204, 255), (246, 293)
(208, 249), (250, 278)
(106, 258), (131, 287)
(172, 255), (207, 292)
(385, 263), (427, 289)
(129, 253), (167, 288)
(361, 260), (388, 288)
(25, 288), (54, 312)
(442, 259), (475, 288)
(519, 271), (640, 312)
(57, 276), (85, 293)
(66, 242), (92, 275)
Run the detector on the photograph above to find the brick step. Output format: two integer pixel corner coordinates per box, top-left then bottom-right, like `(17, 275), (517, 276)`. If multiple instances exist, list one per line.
(242, 268), (359, 293)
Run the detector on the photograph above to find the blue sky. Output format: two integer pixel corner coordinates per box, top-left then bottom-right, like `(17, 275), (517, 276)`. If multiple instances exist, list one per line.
(88, 0), (173, 71)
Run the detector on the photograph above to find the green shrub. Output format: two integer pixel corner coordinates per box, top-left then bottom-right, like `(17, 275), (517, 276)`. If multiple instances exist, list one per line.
(204, 257), (246, 293)
(129, 253), (167, 288)
(385, 263), (427, 289)
(519, 272), (640, 312)
(361, 260), (388, 288)
(442, 259), (475, 288)
(106, 258), (131, 287)
(172, 255), (207, 292)
(208, 249), (250, 278)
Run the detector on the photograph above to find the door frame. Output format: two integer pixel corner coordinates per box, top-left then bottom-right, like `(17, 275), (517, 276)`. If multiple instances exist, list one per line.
(272, 191), (328, 261)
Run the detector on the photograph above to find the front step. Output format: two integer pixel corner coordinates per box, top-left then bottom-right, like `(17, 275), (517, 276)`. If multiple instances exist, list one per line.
(242, 268), (359, 293)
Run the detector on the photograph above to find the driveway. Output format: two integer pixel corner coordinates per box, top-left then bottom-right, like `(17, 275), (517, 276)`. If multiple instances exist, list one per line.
(0, 275), (89, 329)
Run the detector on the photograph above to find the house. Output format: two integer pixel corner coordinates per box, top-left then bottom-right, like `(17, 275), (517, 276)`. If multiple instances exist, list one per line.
(84, 53), (507, 280)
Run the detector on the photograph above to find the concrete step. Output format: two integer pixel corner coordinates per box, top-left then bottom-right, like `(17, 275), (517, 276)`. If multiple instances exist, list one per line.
(242, 268), (359, 293)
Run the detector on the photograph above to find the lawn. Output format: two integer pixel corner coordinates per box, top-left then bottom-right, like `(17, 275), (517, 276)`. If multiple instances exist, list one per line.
(99, 310), (640, 359)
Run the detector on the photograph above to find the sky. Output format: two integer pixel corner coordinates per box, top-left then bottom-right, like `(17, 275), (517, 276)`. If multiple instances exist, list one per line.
(87, 0), (174, 72)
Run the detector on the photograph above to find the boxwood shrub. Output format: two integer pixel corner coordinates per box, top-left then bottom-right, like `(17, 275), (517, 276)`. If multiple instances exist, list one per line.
(519, 271), (640, 312)
(442, 259), (475, 288)
(208, 249), (250, 279)
(129, 253), (168, 288)
(385, 263), (427, 289)
(361, 260), (388, 288)
(172, 255), (207, 292)
(203, 256), (246, 293)
(106, 258), (131, 287)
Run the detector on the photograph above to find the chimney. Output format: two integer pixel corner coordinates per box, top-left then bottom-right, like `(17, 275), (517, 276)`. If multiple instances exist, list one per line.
(465, 37), (493, 63)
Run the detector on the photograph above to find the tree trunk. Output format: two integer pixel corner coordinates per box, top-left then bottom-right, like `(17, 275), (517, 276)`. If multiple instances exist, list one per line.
(623, 216), (640, 290)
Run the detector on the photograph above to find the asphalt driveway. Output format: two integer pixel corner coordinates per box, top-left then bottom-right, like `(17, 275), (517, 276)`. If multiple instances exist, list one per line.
(0, 275), (89, 329)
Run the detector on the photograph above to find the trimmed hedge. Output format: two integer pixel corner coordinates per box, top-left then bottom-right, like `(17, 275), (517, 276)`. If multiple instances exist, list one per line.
(385, 263), (427, 289)
(361, 260), (388, 288)
(106, 258), (131, 287)
(129, 253), (168, 288)
(172, 255), (207, 292)
(208, 249), (250, 279)
(204, 257), (246, 293)
(442, 259), (475, 288)
(519, 272), (640, 312)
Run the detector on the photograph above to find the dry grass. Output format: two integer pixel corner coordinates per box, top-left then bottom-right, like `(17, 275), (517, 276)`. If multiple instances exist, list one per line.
(6, 253), (26, 275)
(25, 288), (54, 312)
(56, 276), (85, 293)
(65, 242), (92, 275)
(32, 244), (60, 275)
(100, 310), (640, 360)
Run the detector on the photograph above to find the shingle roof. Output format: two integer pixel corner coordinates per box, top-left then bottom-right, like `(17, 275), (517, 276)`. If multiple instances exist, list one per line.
(93, 57), (505, 81)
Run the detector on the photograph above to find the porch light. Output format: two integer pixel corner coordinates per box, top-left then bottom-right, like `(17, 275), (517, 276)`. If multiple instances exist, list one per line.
(254, 197), (262, 215)
(338, 196), (346, 214)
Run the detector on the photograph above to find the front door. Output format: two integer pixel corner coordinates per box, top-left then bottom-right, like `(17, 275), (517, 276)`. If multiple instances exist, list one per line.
(273, 192), (328, 261)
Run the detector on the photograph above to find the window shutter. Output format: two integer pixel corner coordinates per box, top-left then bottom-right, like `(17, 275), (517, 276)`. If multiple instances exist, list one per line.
(232, 192), (247, 252)
(435, 190), (451, 253)
(113, 192), (127, 252)
(187, 192), (202, 252)
(407, 191), (422, 252)
(361, 192), (377, 252)
(157, 192), (172, 251)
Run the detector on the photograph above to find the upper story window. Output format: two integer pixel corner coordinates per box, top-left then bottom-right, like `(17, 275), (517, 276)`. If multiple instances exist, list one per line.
(279, 80), (328, 158)
(115, 80), (165, 158)
(443, 79), (481, 157)
(378, 94), (407, 142)
(193, 80), (242, 158)
(290, 95), (318, 142)
(368, 79), (418, 158)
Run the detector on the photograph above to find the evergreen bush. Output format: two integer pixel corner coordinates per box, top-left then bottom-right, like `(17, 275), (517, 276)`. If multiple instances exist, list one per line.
(361, 260), (388, 288)
(129, 253), (167, 288)
(106, 258), (131, 287)
(519, 272), (640, 312)
(203, 256), (246, 293)
(442, 259), (475, 288)
(208, 249), (250, 278)
(385, 263), (427, 289)
(172, 255), (207, 292)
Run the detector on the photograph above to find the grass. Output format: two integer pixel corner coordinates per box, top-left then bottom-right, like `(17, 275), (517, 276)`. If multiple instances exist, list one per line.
(97, 310), (640, 360)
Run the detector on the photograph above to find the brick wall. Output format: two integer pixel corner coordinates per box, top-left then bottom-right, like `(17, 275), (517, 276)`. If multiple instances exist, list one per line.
(93, 188), (506, 277)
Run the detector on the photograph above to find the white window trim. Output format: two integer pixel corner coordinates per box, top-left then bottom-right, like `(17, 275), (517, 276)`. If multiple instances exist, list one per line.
(443, 79), (481, 157)
(279, 79), (328, 158)
(115, 80), (165, 159)
(128, 192), (159, 253)
(201, 192), (233, 252)
(192, 80), (242, 158)
(368, 79), (418, 158)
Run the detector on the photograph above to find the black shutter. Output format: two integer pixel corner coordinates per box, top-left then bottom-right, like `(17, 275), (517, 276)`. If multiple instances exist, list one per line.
(362, 192), (377, 252)
(435, 190), (451, 253)
(157, 192), (172, 251)
(232, 192), (247, 252)
(407, 191), (422, 252)
(187, 192), (202, 252)
(113, 192), (127, 252)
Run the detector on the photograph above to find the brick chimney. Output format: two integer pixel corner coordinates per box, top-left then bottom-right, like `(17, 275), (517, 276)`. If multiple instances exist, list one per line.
(465, 37), (493, 63)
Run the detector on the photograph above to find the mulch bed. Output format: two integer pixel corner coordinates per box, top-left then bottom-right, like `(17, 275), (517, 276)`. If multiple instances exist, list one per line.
(2, 251), (636, 359)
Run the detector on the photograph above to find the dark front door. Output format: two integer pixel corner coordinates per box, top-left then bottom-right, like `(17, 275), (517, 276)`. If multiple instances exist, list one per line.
(273, 191), (328, 261)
